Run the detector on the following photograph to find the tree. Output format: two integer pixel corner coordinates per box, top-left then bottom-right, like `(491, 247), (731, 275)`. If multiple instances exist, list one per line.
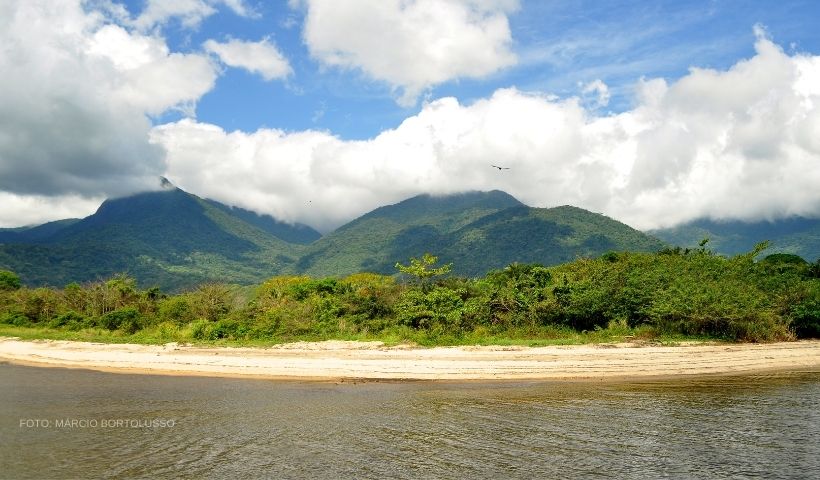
(0, 270), (21, 291)
(395, 253), (452, 292)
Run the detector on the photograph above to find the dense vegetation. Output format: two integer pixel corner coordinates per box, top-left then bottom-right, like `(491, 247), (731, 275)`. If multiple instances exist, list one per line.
(0, 188), (666, 291)
(651, 216), (820, 261)
(0, 188), (313, 290)
(296, 192), (665, 277)
(2, 246), (818, 346)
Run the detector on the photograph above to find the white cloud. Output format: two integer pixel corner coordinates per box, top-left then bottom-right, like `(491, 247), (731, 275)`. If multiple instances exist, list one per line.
(0, 0), (218, 214)
(133, 0), (257, 31)
(153, 34), (820, 232)
(204, 37), (292, 81)
(298, 0), (519, 106)
(580, 79), (610, 109)
(0, 193), (103, 228)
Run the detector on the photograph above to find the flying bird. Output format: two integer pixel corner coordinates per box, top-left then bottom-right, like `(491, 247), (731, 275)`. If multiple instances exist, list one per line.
(491, 164), (510, 170)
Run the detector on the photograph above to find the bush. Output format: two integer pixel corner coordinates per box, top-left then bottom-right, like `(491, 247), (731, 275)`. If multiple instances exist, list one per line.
(1, 312), (31, 327)
(19, 288), (60, 323)
(396, 286), (464, 331)
(99, 307), (142, 333)
(158, 296), (195, 324)
(0, 270), (21, 291)
(790, 296), (820, 338)
(189, 319), (212, 340)
(189, 318), (249, 340)
(48, 311), (90, 331)
(189, 284), (234, 321)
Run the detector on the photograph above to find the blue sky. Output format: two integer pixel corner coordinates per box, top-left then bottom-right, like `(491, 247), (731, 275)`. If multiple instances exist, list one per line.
(1, 0), (819, 231)
(138, 0), (820, 139)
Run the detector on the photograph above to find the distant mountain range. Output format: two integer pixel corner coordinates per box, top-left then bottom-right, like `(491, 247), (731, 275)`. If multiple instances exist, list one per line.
(2, 182), (815, 290)
(650, 217), (820, 261)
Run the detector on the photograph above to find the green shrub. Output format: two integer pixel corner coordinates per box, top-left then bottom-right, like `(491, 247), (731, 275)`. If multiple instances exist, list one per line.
(396, 286), (464, 331)
(157, 296), (195, 324)
(0, 270), (22, 291)
(190, 319), (212, 340)
(189, 284), (234, 321)
(99, 307), (141, 333)
(790, 296), (820, 338)
(48, 311), (90, 331)
(1, 312), (31, 327)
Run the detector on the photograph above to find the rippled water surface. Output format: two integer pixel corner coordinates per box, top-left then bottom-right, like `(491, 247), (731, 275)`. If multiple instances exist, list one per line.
(1, 364), (818, 479)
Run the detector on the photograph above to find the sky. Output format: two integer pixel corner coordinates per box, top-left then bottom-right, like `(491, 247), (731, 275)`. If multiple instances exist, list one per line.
(1, 0), (819, 232)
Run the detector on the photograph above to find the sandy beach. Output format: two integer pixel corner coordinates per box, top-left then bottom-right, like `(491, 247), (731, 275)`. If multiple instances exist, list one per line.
(1, 337), (819, 381)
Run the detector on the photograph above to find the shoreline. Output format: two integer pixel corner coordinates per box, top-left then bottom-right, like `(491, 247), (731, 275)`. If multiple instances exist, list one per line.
(1, 337), (819, 382)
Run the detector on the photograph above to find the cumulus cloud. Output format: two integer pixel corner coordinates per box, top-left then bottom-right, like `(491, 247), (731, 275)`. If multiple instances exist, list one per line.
(0, 0), (217, 206)
(154, 33), (820, 232)
(204, 37), (292, 81)
(132, 0), (257, 31)
(298, 0), (519, 106)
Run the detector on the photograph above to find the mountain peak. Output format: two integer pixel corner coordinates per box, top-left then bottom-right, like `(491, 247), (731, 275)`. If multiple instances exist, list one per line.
(159, 176), (176, 190)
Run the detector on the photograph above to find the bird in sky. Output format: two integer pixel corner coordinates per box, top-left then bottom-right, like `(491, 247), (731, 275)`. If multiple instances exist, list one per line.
(491, 164), (510, 170)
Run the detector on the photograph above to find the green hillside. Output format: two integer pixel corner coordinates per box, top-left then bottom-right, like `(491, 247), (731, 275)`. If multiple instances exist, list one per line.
(203, 200), (320, 244)
(0, 188), (306, 290)
(438, 205), (667, 277)
(1, 188), (673, 289)
(296, 192), (666, 277)
(0, 218), (80, 243)
(650, 217), (820, 261)
(295, 191), (523, 276)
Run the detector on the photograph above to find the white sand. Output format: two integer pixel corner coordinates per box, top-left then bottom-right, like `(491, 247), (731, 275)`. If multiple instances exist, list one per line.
(1, 337), (818, 381)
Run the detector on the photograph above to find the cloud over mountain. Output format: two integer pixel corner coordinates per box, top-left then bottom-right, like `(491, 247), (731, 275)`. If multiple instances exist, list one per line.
(0, 0), (218, 219)
(1, 2), (818, 234)
(154, 32), (820, 232)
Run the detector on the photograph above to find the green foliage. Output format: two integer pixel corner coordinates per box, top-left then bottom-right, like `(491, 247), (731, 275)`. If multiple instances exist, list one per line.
(0, 270), (21, 291)
(99, 307), (141, 333)
(651, 217), (820, 262)
(0, 188), (309, 292)
(395, 253), (452, 292)
(2, 189), (672, 291)
(1, 312), (31, 327)
(157, 296), (196, 324)
(1, 245), (817, 344)
(48, 311), (90, 331)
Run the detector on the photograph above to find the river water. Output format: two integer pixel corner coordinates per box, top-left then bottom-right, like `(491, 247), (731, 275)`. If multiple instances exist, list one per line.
(1, 363), (818, 479)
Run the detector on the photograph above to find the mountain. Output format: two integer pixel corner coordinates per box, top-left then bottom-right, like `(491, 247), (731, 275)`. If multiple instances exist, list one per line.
(650, 217), (820, 261)
(296, 191), (666, 277)
(0, 218), (80, 243)
(0, 186), (312, 290)
(203, 200), (320, 244)
(436, 205), (667, 277)
(1, 187), (672, 288)
(295, 191), (523, 276)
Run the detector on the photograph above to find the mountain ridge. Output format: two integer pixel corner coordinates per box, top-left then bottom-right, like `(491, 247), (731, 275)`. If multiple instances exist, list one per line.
(650, 217), (820, 261)
(0, 186), (706, 290)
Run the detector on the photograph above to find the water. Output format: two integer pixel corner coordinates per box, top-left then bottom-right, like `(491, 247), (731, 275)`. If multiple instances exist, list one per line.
(1, 363), (818, 479)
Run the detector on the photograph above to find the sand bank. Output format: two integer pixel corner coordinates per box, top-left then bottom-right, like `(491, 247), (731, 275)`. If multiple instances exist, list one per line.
(1, 337), (818, 381)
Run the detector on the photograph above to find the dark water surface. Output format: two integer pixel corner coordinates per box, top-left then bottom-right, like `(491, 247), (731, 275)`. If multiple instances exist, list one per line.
(1, 363), (818, 479)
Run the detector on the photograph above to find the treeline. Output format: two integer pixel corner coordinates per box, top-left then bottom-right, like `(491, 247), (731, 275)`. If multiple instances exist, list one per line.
(1, 246), (818, 344)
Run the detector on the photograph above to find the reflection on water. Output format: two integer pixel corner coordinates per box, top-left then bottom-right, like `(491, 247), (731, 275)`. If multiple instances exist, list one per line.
(1, 363), (818, 479)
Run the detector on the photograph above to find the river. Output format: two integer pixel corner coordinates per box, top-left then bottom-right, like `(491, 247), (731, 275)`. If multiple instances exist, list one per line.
(1, 363), (817, 479)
